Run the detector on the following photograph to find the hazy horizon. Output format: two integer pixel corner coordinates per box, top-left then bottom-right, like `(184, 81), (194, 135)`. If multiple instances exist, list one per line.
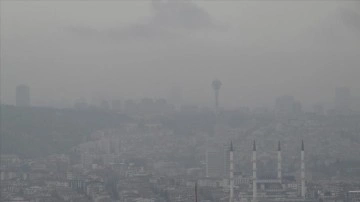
(1, 1), (360, 109)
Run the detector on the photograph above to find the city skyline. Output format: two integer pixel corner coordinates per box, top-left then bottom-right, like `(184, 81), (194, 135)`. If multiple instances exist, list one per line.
(1, 1), (360, 201)
(3, 83), (359, 114)
(1, 1), (360, 108)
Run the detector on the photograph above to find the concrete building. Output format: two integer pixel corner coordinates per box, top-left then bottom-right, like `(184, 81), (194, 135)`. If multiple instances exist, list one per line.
(238, 141), (310, 202)
(347, 191), (360, 202)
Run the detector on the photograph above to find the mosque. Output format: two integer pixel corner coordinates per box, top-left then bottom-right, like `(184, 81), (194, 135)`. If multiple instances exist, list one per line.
(227, 140), (316, 202)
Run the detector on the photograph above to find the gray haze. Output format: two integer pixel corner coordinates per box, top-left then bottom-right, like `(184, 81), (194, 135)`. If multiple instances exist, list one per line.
(1, 1), (360, 108)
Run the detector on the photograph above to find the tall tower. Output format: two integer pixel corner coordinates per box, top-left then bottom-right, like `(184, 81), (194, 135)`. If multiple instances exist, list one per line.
(301, 140), (306, 199)
(229, 141), (234, 202)
(277, 141), (282, 181)
(252, 140), (257, 202)
(195, 182), (198, 202)
(211, 79), (222, 114)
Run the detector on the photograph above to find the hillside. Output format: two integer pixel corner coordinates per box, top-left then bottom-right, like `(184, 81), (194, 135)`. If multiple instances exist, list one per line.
(0, 105), (131, 158)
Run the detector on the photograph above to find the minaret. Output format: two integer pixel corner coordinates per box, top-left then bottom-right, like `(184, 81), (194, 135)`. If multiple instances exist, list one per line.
(301, 140), (306, 199)
(195, 182), (198, 202)
(229, 141), (234, 202)
(277, 141), (282, 181)
(252, 140), (257, 202)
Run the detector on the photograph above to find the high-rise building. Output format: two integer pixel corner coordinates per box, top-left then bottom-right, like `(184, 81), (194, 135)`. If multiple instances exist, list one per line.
(16, 84), (30, 107)
(212, 79), (222, 115)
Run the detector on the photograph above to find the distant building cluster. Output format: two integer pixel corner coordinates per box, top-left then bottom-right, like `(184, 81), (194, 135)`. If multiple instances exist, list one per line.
(2, 121), (360, 202)
(10, 83), (360, 118)
(2, 83), (360, 202)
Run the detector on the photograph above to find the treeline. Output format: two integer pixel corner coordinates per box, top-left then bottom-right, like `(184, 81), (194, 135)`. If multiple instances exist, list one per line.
(0, 105), (131, 158)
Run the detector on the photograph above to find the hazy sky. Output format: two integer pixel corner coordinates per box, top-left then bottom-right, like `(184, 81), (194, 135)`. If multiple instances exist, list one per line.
(1, 1), (360, 109)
